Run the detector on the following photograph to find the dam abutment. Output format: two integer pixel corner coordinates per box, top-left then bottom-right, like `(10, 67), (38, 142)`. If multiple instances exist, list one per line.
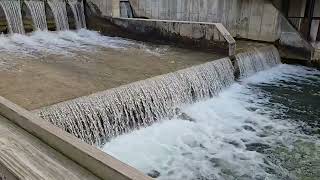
(86, 0), (320, 65)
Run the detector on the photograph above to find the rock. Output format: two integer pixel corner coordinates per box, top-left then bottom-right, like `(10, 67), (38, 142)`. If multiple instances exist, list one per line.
(147, 170), (161, 178)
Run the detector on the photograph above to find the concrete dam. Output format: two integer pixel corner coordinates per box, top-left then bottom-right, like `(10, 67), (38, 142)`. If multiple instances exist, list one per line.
(0, 0), (320, 180)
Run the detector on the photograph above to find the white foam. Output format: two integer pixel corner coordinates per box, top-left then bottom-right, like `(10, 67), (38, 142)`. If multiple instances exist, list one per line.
(243, 64), (320, 88)
(103, 64), (320, 179)
(0, 29), (166, 58)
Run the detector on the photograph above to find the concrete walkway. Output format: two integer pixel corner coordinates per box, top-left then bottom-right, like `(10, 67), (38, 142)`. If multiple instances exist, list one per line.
(0, 115), (101, 180)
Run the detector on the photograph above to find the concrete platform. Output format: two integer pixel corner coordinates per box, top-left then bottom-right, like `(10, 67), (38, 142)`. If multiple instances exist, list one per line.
(0, 96), (151, 180)
(0, 115), (100, 180)
(0, 41), (224, 110)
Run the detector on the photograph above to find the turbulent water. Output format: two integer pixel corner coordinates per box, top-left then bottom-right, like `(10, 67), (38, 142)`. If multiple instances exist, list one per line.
(25, 0), (48, 31)
(0, 29), (139, 59)
(0, 0), (24, 34)
(0, 29), (170, 71)
(37, 58), (235, 146)
(67, 0), (86, 29)
(103, 64), (320, 180)
(47, 0), (69, 30)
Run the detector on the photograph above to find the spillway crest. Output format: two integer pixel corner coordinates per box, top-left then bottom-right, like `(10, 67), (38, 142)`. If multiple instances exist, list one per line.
(37, 58), (235, 146)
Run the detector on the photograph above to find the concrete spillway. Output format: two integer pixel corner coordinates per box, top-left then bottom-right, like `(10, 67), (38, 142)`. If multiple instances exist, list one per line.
(235, 46), (281, 78)
(37, 58), (235, 146)
(36, 45), (281, 147)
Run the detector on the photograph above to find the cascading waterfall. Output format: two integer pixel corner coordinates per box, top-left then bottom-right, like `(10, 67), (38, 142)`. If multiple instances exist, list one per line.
(47, 0), (69, 30)
(37, 58), (235, 146)
(120, 1), (133, 18)
(0, 0), (24, 34)
(25, 0), (48, 30)
(67, 0), (86, 29)
(235, 45), (281, 78)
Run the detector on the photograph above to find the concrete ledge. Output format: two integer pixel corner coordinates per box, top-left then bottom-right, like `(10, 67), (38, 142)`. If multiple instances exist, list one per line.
(110, 17), (236, 56)
(0, 162), (18, 180)
(0, 96), (151, 180)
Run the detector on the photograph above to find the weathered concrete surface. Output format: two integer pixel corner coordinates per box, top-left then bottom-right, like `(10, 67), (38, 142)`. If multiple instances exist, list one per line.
(88, 0), (281, 42)
(0, 115), (101, 180)
(0, 96), (152, 180)
(0, 42), (223, 110)
(87, 0), (315, 61)
(110, 17), (236, 56)
(0, 162), (18, 180)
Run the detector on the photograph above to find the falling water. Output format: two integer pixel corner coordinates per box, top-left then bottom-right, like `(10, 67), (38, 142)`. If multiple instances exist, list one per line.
(235, 45), (281, 78)
(47, 0), (69, 30)
(37, 58), (235, 146)
(67, 0), (86, 29)
(120, 1), (133, 18)
(0, 0), (24, 34)
(25, 0), (48, 30)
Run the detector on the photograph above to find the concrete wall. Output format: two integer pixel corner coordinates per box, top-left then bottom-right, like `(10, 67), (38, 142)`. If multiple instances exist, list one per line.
(130, 0), (282, 42)
(88, 0), (281, 42)
(87, 0), (316, 60)
(111, 17), (236, 56)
